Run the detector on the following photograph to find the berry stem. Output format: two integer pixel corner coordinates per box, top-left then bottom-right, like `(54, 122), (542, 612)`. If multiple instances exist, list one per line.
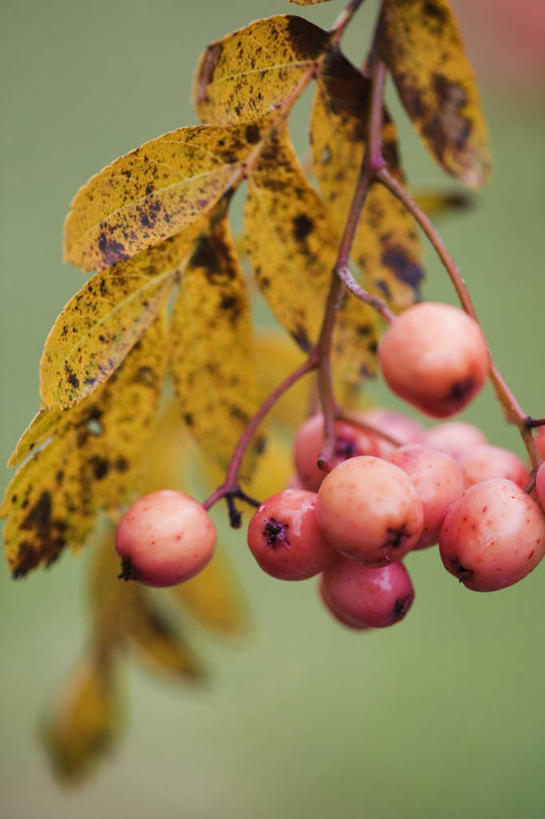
(376, 166), (540, 469)
(330, 0), (367, 44)
(335, 407), (401, 447)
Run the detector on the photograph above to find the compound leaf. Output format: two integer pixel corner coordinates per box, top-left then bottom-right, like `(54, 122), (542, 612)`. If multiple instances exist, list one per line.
(2, 318), (167, 577)
(311, 50), (423, 310)
(41, 230), (200, 409)
(7, 407), (64, 468)
(64, 123), (260, 272)
(378, 0), (492, 187)
(193, 15), (329, 125)
(170, 213), (260, 470)
(41, 654), (121, 783)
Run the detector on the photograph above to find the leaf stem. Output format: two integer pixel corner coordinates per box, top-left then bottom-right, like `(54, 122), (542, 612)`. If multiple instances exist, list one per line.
(376, 166), (540, 468)
(330, 0), (367, 45)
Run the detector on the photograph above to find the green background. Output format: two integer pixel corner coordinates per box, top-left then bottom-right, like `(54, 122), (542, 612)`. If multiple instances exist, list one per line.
(1, 1), (544, 817)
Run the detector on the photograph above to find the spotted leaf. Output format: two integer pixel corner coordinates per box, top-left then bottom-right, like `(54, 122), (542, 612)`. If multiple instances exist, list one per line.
(193, 15), (329, 125)
(378, 0), (492, 187)
(311, 49), (423, 310)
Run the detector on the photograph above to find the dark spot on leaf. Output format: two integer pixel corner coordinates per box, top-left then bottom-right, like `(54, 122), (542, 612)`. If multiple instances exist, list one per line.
(98, 232), (129, 267)
(245, 124), (261, 144)
(89, 456), (109, 480)
(292, 214), (314, 242)
(115, 457), (129, 473)
(382, 248), (423, 290)
(65, 364), (80, 390)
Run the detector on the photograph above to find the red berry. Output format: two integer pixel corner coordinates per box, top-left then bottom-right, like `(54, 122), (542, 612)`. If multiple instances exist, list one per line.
(378, 302), (489, 418)
(293, 413), (379, 492)
(316, 456), (424, 566)
(115, 490), (216, 587)
(318, 578), (372, 630)
(537, 426), (545, 461)
(320, 558), (414, 628)
(389, 444), (465, 548)
(439, 479), (545, 591)
(458, 444), (529, 489)
(536, 464), (545, 512)
(424, 421), (487, 460)
(359, 407), (424, 457)
(247, 489), (336, 580)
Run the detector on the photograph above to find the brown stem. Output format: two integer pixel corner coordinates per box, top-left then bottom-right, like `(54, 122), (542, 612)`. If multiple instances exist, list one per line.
(203, 356), (317, 522)
(337, 264), (395, 323)
(377, 166), (540, 468)
(330, 0), (367, 44)
(335, 407), (401, 448)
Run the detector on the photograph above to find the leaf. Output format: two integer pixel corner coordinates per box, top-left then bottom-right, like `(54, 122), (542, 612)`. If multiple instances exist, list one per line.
(7, 407), (64, 467)
(377, 0), (492, 187)
(135, 399), (189, 497)
(64, 122), (263, 272)
(172, 551), (247, 635)
(412, 188), (472, 220)
(193, 15), (329, 126)
(170, 213), (260, 470)
(255, 332), (310, 429)
(245, 124), (380, 378)
(41, 229), (201, 409)
(41, 654), (121, 782)
(311, 50), (423, 310)
(126, 589), (206, 681)
(2, 318), (167, 577)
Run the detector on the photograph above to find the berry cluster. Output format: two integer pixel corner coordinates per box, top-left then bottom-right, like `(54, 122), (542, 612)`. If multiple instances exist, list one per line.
(114, 303), (545, 632)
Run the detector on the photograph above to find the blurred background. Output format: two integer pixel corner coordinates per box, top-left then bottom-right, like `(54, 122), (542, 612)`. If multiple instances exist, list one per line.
(1, 1), (544, 816)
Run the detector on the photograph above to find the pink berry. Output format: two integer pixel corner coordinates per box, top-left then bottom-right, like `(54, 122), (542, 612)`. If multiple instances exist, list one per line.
(458, 444), (529, 489)
(536, 426), (545, 461)
(320, 558), (414, 628)
(378, 302), (489, 418)
(536, 464), (545, 512)
(389, 444), (466, 548)
(293, 414), (379, 492)
(115, 490), (216, 587)
(247, 489), (337, 580)
(318, 578), (372, 630)
(316, 456), (424, 566)
(424, 421), (487, 459)
(359, 407), (424, 457)
(439, 479), (545, 591)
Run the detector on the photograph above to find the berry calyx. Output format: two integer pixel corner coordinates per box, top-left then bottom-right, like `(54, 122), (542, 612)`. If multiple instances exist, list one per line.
(316, 456), (424, 566)
(424, 421), (488, 459)
(320, 558), (414, 629)
(389, 444), (465, 548)
(378, 302), (489, 418)
(458, 444), (529, 489)
(115, 490), (216, 587)
(247, 489), (337, 580)
(439, 479), (545, 591)
(293, 413), (379, 492)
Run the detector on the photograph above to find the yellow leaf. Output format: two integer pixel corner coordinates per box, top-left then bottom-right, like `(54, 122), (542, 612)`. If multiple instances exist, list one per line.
(311, 50), (423, 310)
(412, 188), (472, 220)
(126, 589), (206, 681)
(255, 332), (309, 429)
(41, 654), (121, 783)
(193, 15), (329, 125)
(7, 407), (63, 467)
(40, 229), (200, 409)
(135, 399), (189, 497)
(172, 551), (247, 635)
(2, 318), (167, 577)
(378, 0), (492, 187)
(170, 213), (260, 471)
(245, 124), (379, 378)
(64, 122), (262, 272)
(244, 429), (294, 501)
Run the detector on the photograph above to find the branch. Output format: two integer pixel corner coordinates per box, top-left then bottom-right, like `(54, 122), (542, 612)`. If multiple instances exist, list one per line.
(376, 166), (540, 468)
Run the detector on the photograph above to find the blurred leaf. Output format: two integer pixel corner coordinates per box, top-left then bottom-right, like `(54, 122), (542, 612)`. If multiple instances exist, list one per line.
(378, 0), (492, 187)
(255, 332), (310, 429)
(64, 123), (261, 271)
(127, 589), (206, 681)
(7, 407), (63, 467)
(412, 188), (473, 220)
(135, 399), (188, 497)
(193, 15), (329, 125)
(170, 212), (260, 471)
(2, 318), (167, 577)
(41, 654), (121, 783)
(172, 551), (247, 635)
(40, 230), (200, 409)
(311, 50), (423, 310)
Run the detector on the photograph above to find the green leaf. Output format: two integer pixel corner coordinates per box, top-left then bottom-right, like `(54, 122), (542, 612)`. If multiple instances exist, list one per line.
(193, 15), (329, 125)
(378, 0), (492, 187)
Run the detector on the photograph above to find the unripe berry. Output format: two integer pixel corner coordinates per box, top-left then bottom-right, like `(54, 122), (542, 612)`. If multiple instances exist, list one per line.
(424, 421), (487, 460)
(320, 558), (414, 628)
(293, 414), (379, 492)
(247, 489), (337, 580)
(378, 302), (488, 418)
(359, 407), (424, 458)
(439, 479), (545, 591)
(316, 456), (424, 566)
(536, 464), (545, 512)
(458, 444), (529, 489)
(389, 444), (465, 548)
(116, 490), (216, 587)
